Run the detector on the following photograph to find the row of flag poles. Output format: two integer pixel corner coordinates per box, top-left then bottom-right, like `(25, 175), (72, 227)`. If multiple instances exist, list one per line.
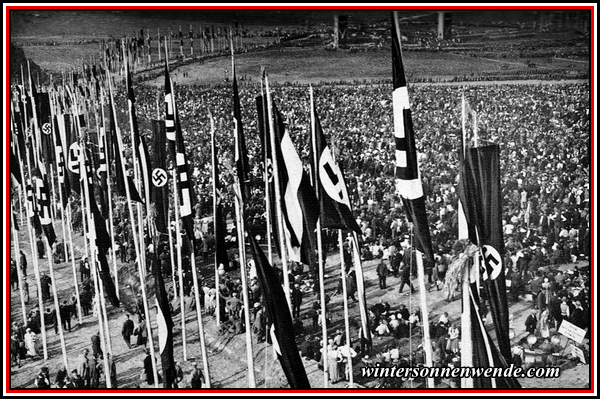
(9, 12), (518, 389)
(98, 24), (246, 77)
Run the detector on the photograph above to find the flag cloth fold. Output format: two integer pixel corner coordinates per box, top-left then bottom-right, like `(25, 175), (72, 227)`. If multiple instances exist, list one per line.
(164, 64), (177, 161)
(151, 119), (169, 235)
(34, 174), (56, 247)
(54, 114), (71, 205)
(212, 128), (230, 271)
(459, 144), (513, 365)
(313, 105), (361, 233)
(108, 95), (143, 203)
(248, 234), (310, 389)
(256, 94), (281, 257)
(232, 62), (251, 202)
(391, 15), (434, 263)
(151, 233), (176, 388)
(469, 271), (520, 388)
(271, 102), (304, 263)
(81, 148), (120, 307)
(174, 102), (196, 241)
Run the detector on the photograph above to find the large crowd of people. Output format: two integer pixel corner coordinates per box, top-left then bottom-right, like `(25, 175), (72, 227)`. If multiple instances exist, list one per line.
(10, 69), (590, 388)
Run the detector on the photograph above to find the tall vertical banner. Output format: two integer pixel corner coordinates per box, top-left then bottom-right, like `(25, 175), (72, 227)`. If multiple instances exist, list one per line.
(391, 14), (434, 264)
(151, 119), (169, 235)
(256, 94), (280, 256)
(460, 145), (514, 366)
(211, 128), (230, 271)
(81, 148), (120, 308)
(248, 235), (310, 388)
(271, 103), (304, 263)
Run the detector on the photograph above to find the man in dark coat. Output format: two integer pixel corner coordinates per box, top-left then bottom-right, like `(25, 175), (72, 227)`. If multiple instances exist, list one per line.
(570, 300), (588, 330)
(122, 314), (135, 348)
(143, 349), (155, 385)
(60, 301), (73, 332)
(190, 362), (204, 388)
(548, 291), (562, 327)
(524, 308), (538, 335)
(39, 273), (52, 302)
(80, 256), (91, 281)
(20, 250), (28, 277)
(376, 259), (389, 289)
(398, 265), (415, 294)
(91, 331), (103, 359)
(291, 284), (303, 318)
(80, 287), (91, 316)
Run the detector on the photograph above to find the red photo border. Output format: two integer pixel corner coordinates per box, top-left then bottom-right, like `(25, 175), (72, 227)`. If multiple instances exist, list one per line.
(4, 3), (595, 395)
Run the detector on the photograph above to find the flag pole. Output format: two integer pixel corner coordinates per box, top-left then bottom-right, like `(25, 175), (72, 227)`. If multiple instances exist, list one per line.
(172, 167), (188, 361)
(65, 200), (83, 324)
(338, 230), (354, 388)
(49, 92), (70, 265)
(124, 43), (161, 388)
(107, 67), (159, 388)
(459, 91), (474, 388)
(413, 244), (434, 388)
(44, 234), (69, 370)
(80, 152), (111, 388)
(10, 105), (31, 323)
(210, 113), (220, 327)
(164, 41), (187, 360)
(257, 77), (274, 267)
(264, 72), (293, 312)
(96, 263), (114, 384)
(460, 257), (474, 388)
(99, 87), (119, 300)
(232, 184), (257, 388)
(23, 176), (48, 359)
(230, 46), (257, 388)
(309, 85), (329, 387)
(189, 243), (211, 387)
(166, 198), (178, 302)
(49, 96), (83, 325)
(11, 202), (28, 324)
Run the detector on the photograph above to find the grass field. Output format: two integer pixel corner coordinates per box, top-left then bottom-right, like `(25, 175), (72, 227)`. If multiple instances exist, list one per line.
(10, 8), (590, 86)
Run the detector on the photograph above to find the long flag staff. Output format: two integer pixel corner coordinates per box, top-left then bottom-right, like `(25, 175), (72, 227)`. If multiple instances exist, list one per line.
(164, 38), (188, 361)
(172, 166), (188, 361)
(49, 92), (70, 265)
(65, 198), (84, 324)
(459, 91), (474, 388)
(106, 67), (159, 388)
(99, 87), (120, 300)
(42, 218), (70, 371)
(9, 106), (29, 324)
(338, 230), (354, 387)
(392, 11), (435, 387)
(188, 209), (211, 388)
(48, 91), (84, 325)
(210, 111), (221, 328)
(11, 198), (28, 324)
(165, 194), (178, 303)
(230, 41), (257, 388)
(123, 42), (148, 286)
(163, 45), (210, 385)
(51, 99), (83, 323)
(309, 85), (329, 387)
(256, 81), (272, 389)
(23, 141), (48, 360)
(79, 145), (112, 388)
(263, 71), (293, 313)
(259, 79), (274, 267)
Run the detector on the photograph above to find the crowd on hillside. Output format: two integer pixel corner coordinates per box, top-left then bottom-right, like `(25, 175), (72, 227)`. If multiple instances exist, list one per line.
(10, 78), (590, 388)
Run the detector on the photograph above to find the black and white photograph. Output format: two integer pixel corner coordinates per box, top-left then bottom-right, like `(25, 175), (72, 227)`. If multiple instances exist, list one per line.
(5, 3), (595, 393)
